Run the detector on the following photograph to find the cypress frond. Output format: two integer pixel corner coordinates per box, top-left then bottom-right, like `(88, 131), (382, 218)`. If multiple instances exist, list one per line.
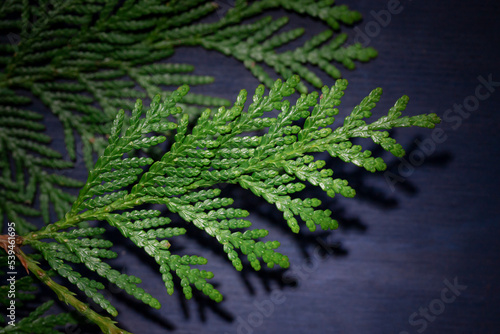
(0, 2), (442, 333)
(11, 76), (440, 332)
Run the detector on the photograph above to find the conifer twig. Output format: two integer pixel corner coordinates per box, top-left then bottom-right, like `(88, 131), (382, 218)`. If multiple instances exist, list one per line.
(22, 251), (131, 334)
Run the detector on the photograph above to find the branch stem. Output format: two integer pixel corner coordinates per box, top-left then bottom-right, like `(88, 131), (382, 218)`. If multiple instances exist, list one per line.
(22, 251), (131, 334)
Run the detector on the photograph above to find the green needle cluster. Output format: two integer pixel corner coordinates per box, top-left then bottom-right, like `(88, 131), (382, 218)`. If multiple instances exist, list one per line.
(0, 0), (376, 234)
(2, 75), (439, 332)
(0, 1), (441, 333)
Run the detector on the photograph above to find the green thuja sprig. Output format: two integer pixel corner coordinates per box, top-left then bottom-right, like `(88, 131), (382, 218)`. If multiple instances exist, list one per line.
(7, 76), (440, 333)
(0, 0), (375, 230)
(0, 254), (78, 333)
(201, 17), (376, 94)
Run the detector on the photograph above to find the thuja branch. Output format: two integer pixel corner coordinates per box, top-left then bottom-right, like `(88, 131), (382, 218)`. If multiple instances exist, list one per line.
(0, 236), (128, 332)
(0, 0), (377, 235)
(4, 77), (439, 333)
(21, 252), (131, 334)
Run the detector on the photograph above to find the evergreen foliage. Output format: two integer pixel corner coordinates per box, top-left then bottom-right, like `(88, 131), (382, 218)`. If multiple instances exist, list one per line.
(0, 0), (376, 234)
(0, 1), (441, 333)
(4, 75), (438, 332)
(0, 254), (78, 333)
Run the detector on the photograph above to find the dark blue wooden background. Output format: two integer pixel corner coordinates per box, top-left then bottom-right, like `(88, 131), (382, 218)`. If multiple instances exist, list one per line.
(36, 1), (500, 333)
